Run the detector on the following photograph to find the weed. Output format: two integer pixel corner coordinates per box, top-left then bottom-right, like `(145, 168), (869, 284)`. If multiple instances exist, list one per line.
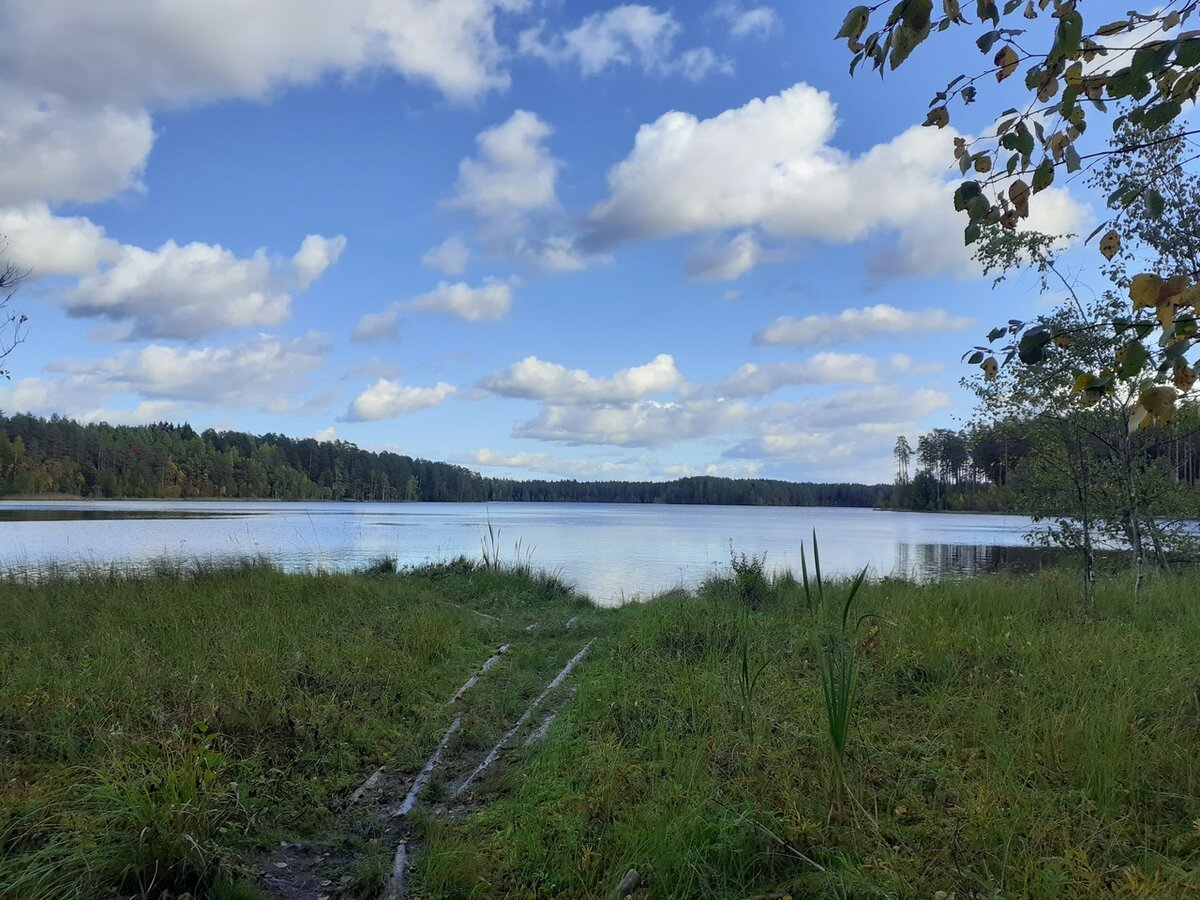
(729, 543), (769, 608)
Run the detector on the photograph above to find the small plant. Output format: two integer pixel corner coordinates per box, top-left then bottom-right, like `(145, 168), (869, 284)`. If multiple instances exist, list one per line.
(729, 543), (769, 607)
(737, 610), (770, 736)
(801, 532), (872, 813)
(481, 511), (503, 572)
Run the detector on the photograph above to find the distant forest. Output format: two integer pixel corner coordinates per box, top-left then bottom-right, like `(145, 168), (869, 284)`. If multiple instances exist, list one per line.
(0, 413), (888, 507)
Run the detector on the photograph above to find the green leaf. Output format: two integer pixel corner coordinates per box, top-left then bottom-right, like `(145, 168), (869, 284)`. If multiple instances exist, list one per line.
(1064, 144), (1082, 173)
(953, 180), (983, 212)
(1131, 40), (1177, 78)
(1177, 39), (1200, 68)
(964, 221), (982, 244)
(968, 350), (985, 364)
(976, 30), (1001, 53)
(1146, 188), (1165, 218)
(1051, 10), (1084, 61)
(1031, 157), (1054, 193)
(988, 326), (1008, 341)
(1140, 100), (1183, 131)
(1118, 340), (1149, 379)
(837, 5), (871, 39)
(901, 0), (933, 32)
(1107, 67), (1149, 99)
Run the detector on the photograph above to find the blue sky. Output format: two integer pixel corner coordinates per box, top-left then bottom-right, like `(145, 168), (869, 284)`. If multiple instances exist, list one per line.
(0, 0), (1108, 482)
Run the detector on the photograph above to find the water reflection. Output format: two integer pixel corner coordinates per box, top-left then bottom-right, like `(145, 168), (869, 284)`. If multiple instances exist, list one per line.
(893, 542), (1059, 581)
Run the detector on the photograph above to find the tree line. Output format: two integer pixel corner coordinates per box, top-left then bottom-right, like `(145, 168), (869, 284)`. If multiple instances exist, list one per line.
(0, 412), (887, 507)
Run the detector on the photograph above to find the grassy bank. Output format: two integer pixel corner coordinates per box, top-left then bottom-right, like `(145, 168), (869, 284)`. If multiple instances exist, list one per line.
(3, 559), (1200, 898)
(0, 559), (600, 898)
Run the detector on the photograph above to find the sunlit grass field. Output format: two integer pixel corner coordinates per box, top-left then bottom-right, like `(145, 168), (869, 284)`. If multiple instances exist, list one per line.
(3, 557), (1199, 898)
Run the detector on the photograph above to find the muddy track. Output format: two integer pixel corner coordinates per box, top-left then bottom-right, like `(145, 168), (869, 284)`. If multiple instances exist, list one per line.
(258, 631), (592, 900)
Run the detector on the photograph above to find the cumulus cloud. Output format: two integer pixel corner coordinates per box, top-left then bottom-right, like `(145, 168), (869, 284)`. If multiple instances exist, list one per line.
(582, 83), (1088, 278)
(353, 278), (512, 340)
(717, 353), (881, 398)
(519, 5), (730, 80)
(63, 233), (345, 340)
(0, 203), (121, 276)
(422, 236), (471, 275)
(754, 304), (974, 348)
(47, 334), (328, 410)
(479, 353), (683, 404)
(0, 334), (329, 420)
(1, 0), (524, 108)
(446, 111), (560, 220)
(0, 1), (530, 212)
(343, 379), (456, 421)
(514, 398), (752, 447)
(0, 87), (154, 208)
(443, 110), (593, 271)
(712, 2), (780, 39)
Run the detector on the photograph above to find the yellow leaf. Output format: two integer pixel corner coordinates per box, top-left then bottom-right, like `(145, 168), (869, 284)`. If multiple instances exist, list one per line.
(974, 155), (993, 173)
(1130, 273), (1164, 310)
(1157, 300), (1175, 330)
(1054, 333), (1072, 349)
(1009, 179), (1030, 218)
(1099, 230), (1121, 261)
(1173, 364), (1196, 392)
(1071, 373), (1093, 393)
(1139, 385), (1177, 425)
(981, 356), (999, 381)
(995, 45), (1019, 82)
(925, 106), (949, 128)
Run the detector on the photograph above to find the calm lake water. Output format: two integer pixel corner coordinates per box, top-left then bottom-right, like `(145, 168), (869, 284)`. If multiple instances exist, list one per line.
(0, 500), (1049, 604)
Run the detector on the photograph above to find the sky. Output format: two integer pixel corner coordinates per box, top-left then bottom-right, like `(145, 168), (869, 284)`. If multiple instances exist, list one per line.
(0, 0), (1111, 483)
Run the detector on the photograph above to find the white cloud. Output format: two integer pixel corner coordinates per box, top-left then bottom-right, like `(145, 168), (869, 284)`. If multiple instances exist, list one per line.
(64, 233), (345, 340)
(479, 353), (683, 404)
(684, 231), (761, 281)
(582, 83), (1088, 278)
(468, 447), (631, 478)
(410, 279), (512, 321)
(0, 1), (530, 211)
(443, 110), (593, 271)
(519, 5), (729, 79)
(712, 3), (779, 39)
(343, 379), (456, 421)
(514, 398), (752, 447)
(1, 334), (329, 420)
(717, 353), (881, 398)
(422, 236), (471, 275)
(313, 426), (338, 443)
(47, 334), (328, 410)
(353, 278), (513, 339)
(0, 87), (153, 207)
(447, 110), (560, 221)
(0, 203), (120, 276)
(1, 0), (524, 108)
(754, 304), (974, 348)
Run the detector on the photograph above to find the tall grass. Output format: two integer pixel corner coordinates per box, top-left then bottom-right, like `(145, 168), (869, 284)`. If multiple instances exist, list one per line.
(800, 534), (871, 810)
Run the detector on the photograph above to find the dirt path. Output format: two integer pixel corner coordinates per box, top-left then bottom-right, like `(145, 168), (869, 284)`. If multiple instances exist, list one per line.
(257, 617), (594, 900)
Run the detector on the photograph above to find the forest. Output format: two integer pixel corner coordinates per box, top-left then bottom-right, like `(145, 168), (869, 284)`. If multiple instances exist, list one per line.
(0, 412), (887, 507)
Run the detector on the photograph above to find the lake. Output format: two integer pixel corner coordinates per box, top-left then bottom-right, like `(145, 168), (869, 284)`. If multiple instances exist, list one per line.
(0, 500), (1051, 604)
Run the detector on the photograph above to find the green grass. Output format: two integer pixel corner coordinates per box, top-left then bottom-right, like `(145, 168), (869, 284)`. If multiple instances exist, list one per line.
(412, 567), (1200, 898)
(0, 557), (598, 898)
(4, 557), (1200, 898)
